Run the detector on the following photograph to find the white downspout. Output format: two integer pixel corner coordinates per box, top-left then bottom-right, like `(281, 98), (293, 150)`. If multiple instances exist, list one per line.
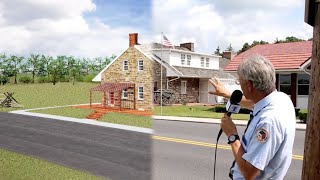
(167, 76), (180, 89)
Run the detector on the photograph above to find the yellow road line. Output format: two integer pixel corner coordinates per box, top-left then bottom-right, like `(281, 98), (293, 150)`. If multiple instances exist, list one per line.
(153, 135), (303, 160)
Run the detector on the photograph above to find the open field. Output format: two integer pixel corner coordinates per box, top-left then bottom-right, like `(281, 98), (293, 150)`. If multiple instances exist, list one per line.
(0, 148), (105, 180)
(0, 82), (102, 112)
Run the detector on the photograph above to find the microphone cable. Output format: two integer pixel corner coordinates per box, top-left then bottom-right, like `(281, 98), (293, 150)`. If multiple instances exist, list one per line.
(213, 128), (223, 180)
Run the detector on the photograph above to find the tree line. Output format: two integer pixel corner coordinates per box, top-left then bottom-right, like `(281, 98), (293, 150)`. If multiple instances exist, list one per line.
(0, 54), (115, 85)
(214, 36), (312, 55)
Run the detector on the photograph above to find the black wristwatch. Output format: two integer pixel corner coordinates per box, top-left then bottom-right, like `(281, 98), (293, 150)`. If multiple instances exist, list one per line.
(228, 134), (240, 144)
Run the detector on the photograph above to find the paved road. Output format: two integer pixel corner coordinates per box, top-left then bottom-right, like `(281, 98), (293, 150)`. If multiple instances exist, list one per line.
(153, 119), (305, 180)
(0, 112), (151, 180)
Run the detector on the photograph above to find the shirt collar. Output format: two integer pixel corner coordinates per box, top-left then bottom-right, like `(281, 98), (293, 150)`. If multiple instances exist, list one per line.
(253, 90), (277, 116)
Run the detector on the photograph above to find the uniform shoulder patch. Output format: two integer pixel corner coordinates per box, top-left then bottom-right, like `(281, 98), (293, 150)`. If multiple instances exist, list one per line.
(256, 128), (269, 143)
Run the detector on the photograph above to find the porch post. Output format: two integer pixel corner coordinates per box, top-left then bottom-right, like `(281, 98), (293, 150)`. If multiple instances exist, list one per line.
(275, 74), (279, 90)
(291, 73), (297, 107)
(119, 91), (122, 111)
(103, 92), (106, 109)
(90, 90), (92, 107)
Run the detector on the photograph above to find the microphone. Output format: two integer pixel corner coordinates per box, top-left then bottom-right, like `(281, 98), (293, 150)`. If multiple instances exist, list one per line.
(226, 90), (243, 116)
(217, 90), (243, 139)
(213, 90), (243, 180)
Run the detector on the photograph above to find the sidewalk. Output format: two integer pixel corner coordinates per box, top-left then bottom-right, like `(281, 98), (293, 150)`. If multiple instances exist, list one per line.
(152, 115), (307, 131)
(9, 109), (153, 134)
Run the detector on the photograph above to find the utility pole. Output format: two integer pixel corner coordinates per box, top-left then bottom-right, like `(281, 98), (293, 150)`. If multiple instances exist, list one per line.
(302, 0), (320, 179)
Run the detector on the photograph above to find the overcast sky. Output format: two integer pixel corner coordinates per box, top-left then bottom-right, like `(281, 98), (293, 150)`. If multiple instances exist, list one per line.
(153, 0), (313, 54)
(0, 0), (313, 58)
(0, 0), (151, 58)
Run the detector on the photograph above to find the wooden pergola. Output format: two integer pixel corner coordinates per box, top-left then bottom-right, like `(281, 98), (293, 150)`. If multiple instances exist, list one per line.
(90, 82), (136, 110)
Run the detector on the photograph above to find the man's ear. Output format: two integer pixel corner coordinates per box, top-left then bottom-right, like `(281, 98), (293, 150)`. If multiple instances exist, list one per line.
(247, 80), (254, 92)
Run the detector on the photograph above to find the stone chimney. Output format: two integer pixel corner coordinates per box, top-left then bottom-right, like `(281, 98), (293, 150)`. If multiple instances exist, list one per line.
(129, 33), (138, 47)
(222, 51), (237, 60)
(180, 43), (194, 52)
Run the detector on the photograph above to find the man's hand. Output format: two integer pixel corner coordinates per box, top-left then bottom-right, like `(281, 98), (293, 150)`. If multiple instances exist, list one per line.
(221, 113), (238, 137)
(208, 76), (230, 98)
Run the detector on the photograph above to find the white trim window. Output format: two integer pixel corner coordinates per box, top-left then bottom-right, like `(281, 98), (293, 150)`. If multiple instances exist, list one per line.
(279, 74), (291, 95)
(201, 57), (205, 67)
(297, 74), (310, 95)
(138, 87), (144, 100)
(138, 60), (143, 71)
(181, 81), (187, 94)
(122, 89), (128, 99)
(187, 55), (191, 65)
(181, 54), (186, 65)
(206, 58), (209, 67)
(123, 60), (128, 71)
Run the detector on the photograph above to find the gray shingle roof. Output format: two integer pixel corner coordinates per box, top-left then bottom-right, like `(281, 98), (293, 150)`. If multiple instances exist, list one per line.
(172, 66), (236, 79)
(153, 43), (190, 51)
(136, 43), (236, 79)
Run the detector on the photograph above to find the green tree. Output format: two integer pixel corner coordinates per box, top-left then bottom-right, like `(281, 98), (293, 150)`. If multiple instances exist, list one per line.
(275, 36), (304, 44)
(56, 56), (67, 80)
(226, 44), (233, 51)
(214, 46), (222, 56)
(69, 59), (81, 85)
(88, 58), (97, 74)
(110, 54), (116, 60)
(28, 54), (41, 83)
(39, 55), (53, 78)
(80, 58), (90, 75)
(238, 40), (269, 53)
(0, 53), (10, 85)
(102, 56), (111, 70)
(48, 59), (59, 85)
(238, 43), (250, 53)
(7, 55), (23, 84)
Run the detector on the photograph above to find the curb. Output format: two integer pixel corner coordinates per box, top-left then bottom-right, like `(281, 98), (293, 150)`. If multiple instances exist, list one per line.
(9, 106), (153, 134)
(152, 115), (307, 131)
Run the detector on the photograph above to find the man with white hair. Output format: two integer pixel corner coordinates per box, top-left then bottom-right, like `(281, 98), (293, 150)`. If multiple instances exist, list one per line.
(209, 55), (296, 179)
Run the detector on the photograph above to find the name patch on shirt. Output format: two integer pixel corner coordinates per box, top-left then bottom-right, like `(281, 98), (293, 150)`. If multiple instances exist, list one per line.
(256, 128), (269, 143)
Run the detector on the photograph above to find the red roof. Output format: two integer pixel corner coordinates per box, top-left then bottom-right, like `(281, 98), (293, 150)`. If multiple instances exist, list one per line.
(224, 41), (312, 71)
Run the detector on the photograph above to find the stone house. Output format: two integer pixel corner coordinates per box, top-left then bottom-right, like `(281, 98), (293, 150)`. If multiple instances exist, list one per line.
(93, 33), (238, 109)
(92, 33), (176, 110)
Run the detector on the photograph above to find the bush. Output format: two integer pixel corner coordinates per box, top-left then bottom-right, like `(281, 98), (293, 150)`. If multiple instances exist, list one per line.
(81, 74), (96, 82)
(0, 75), (9, 85)
(38, 76), (53, 83)
(214, 105), (251, 114)
(19, 76), (32, 84)
(298, 111), (308, 123)
(59, 76), (70, 82)
(295, 108), (300, 117)
(214, 105), (226, 113)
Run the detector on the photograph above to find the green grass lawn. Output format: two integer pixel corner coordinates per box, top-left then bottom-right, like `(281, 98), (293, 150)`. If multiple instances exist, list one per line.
(0, 82), (102, 112)
(100, 112), (151, 128)
(0, 148), (106, 180)
(32, 107), (152, 128)
(32, 107), (95, 118)
(153, 105), (250, 120)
